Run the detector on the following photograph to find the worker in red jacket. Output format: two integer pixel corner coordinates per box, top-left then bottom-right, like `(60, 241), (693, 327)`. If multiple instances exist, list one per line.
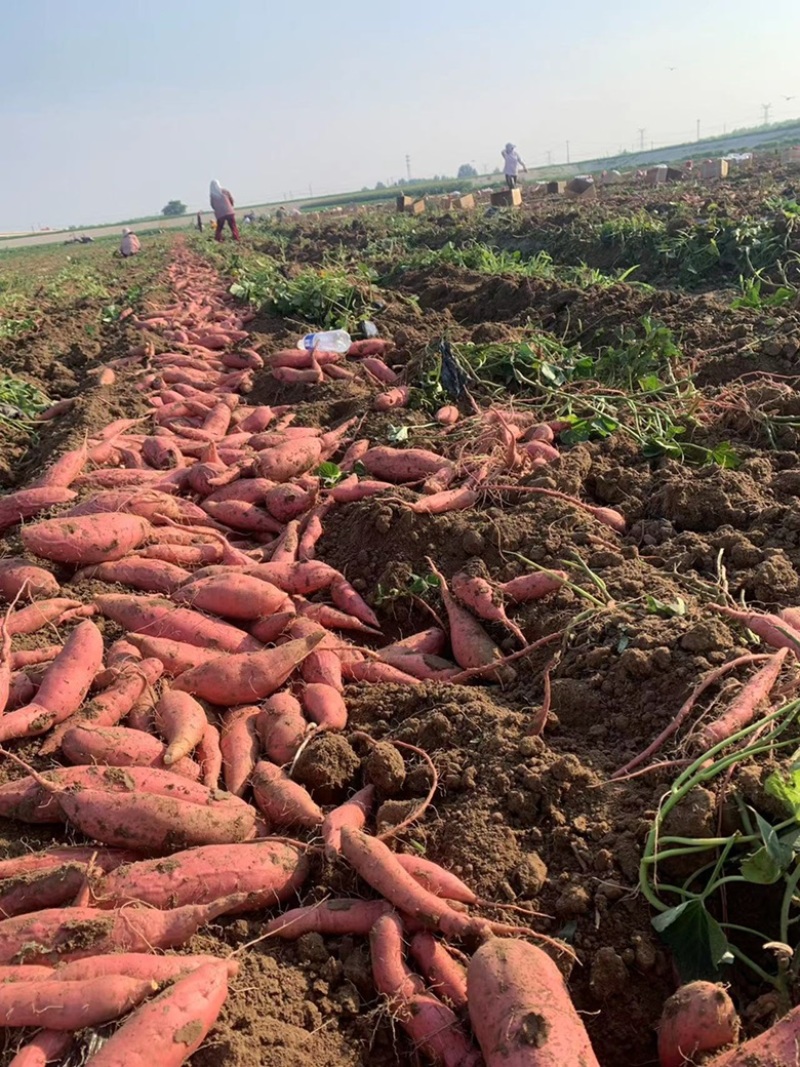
(209, 180), (240, 242)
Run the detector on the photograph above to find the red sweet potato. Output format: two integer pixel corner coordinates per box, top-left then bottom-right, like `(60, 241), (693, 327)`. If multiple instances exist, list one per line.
(171, 632), (325, 704)
(125, 633), (221, 674)
(0, 559), (59, 601)
(410, 932), (468, 1009)
(5, 598), (82, 636)
(0, 488), (77, 534)
(60, 725), (201, 780)
(74, 557), (191, 594)
(322, 785), (375, 858)
(83, 961), (230, 1067)
(361, 446), (452, 483)
(0, 897), (243, 965)
(93, 840), (308, 912)
(0, 972), (157, 1028)
(256, 437), (323, 482)
(21, 514), (151, 565)
(468, 938), (601, 1066)
(256, 691), (308, 764)
(156, 689), (208, 765)
(658, 981), (740, 1067)
(302, 682), (348, 730)
(263, 898), (393, 939)
(93, 593), (262, 652)
(251, 760), (323, 829)
(220, 705), (260, 796)
(174, 572), (289, 619)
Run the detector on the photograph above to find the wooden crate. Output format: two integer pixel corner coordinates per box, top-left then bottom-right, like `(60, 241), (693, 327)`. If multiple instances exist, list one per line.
(700, 159), (729, 180)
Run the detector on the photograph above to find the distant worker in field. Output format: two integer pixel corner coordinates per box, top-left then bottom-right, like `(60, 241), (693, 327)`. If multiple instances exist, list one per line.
(501, 143), (527, 188)
(209, 179), (240, 242)
(119, 228), (140, 257)
(196, 211), (203, 232)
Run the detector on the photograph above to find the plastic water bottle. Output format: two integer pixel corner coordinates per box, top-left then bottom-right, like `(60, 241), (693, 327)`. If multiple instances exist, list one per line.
(297, 329), (351, 354)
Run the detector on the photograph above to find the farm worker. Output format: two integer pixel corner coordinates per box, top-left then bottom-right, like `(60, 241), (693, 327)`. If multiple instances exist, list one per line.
(196, 211), (203, 232)
(502, 143), (527, 189)
(209, 180), (240, 242)
(119, 228), (141, 257)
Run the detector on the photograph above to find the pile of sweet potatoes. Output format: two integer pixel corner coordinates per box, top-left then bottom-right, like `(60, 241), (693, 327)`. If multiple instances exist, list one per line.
(5, 243), (792, 1066)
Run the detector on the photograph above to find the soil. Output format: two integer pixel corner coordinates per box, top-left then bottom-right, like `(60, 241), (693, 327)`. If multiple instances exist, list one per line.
(3, 166), (800, 1065)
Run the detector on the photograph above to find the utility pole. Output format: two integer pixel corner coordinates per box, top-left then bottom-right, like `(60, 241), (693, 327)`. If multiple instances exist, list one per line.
(696, 119), (700, 141)
(566, 140), (570, 163)
(405, 155), (411, 181)
(762, 103), (772, 125)
(638, 128), (645, 151)
(546, 150), (552, 166)
(308, 184), (313, 197)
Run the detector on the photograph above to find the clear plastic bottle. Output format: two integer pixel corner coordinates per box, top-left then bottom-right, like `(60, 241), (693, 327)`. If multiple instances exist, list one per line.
(296, 329), (351, 353)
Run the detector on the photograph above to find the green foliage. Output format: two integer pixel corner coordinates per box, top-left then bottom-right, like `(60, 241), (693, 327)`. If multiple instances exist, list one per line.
(161, 200), (187, 217)
(731, 275), (795, 309)
(228, 255), (373, 329)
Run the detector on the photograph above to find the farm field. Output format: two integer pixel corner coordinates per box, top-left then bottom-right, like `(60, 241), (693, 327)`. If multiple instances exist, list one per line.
(2, 155), (800, 1065)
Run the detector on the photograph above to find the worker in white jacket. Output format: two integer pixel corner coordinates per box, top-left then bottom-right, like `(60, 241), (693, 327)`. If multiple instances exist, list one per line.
(120, 228), (141, 257)
(501, 144), (527, 189)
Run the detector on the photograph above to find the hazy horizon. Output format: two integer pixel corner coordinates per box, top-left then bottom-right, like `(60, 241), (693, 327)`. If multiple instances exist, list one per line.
(3, 0), (799, 233)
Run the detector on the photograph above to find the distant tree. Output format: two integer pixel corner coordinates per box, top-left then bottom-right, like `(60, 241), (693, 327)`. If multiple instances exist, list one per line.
(375, 181), (386, 190)
(457, 163), (478, 179)
(161, 200), (187, 217)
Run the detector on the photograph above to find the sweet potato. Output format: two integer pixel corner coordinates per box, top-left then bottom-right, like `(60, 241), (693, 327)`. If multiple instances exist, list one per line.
(55, 782), (256, 852)
(249, 560), (338, 594)
(256, 437), (323, 482)
(0, 850), (137, 919)
(54, 952), (240, 983)
(265, 482), (318, 523)
(139, 541), (223, 567)
(125, 633), (221, 674)
(428, 560), (513, 685)
(197, 721), (223, 789)
(0, 846), (137, 884)
(220, 705), (260, 795)
(60, 725), (201, 780)
(340, 829), (518, 942)
(436, 405), (460, 426)
(256, 691), (308, 764)
(41, 657), (165, 757)
(0, 620), (105, 742)
(372, 386), (410, 411)
(74, 557), (191, 594)
(451, 571), (525, 643)
(0, 897), (243, 965)
(174, 572), (289, 619)
(322, 785), (375, 858)
(378, 648), (460, 682)
(251, 760), (324, 829)
(0, 972), (156, 1028)
(658, 981), (740, 1067)
(5, 598), (82, 636)
(93, 593), (262, 652)
(711, 604), (800, 654)
(371, 916), (479, 1067)
(0, 763), (251, 825)
(83, 961), (230, 1067)
(410, 932), (468, 1009)
(395, 854), (479, 905)
(0, 559), (59, 601)
(156, 689), (208, 764)
(171, 631), (325, 704)
(383, 628), (447, 656)
(263, 898), (393, 939)
(468, 938), (601, 1066)
(0, 487), (77, 533)
(93, 840), (309, 912)
(7, 1029), (71, 1067)
(497, 570), (568, 603)
(361, 446), (452, 483)
(21, 514), (150, 565)
(330, 577), (380, 629)
(302, 682), (348, 730)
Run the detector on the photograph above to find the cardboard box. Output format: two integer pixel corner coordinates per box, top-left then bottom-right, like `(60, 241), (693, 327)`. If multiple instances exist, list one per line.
(491, 188), (522, 207)
(700, 159), (729, 180)
(408, 199), (426, 216)
(666, 167), (684, 182)
(566, 177), (596, 198)
(782, 146), (800, 164)
(452, 194), (476, 211)
(646, 165), (668, 185)
(546, 181), (566, 194)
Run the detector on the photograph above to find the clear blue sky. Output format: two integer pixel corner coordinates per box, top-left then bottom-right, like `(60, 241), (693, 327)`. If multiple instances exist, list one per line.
(2, 0), (799, 231)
